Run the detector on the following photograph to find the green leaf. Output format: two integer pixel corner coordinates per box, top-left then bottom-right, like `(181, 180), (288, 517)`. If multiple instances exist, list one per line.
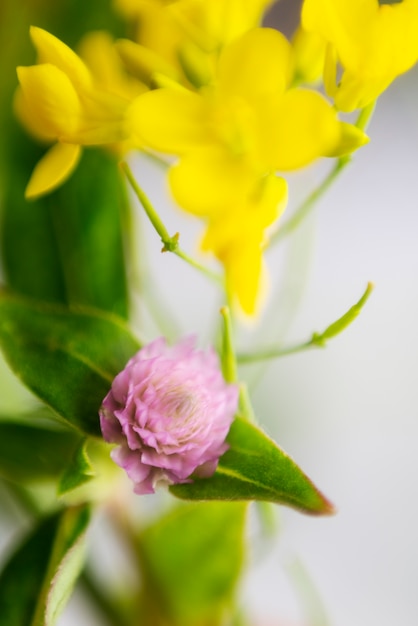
(58, 439), (95, 495)
(0, 291), (141, 436)
(313, 282), (374, 345)
(1, 142), (130, 317)
(138, 502), (247, 626)
(170, 418), (335, 515)
(0, 420), (81, 484)
(0, 504), (90, 626)
(48, 149), (130, 318)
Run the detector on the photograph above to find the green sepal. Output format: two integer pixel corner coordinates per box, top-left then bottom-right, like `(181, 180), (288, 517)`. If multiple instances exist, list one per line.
(171, 418), (335, 515)
(58, 439), (95, 496)
(0, 291), (141, 436)
(137, 502), (247, 626)
(0, 504), (90, 626)
(0, 420), (81, 484)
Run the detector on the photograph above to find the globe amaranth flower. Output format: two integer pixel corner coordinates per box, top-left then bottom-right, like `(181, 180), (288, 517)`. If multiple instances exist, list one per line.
(99, 337), (239, 495)
(128, 27), (367, 315)
(302, 0), (418, 112)
(15, 26), (142, 199)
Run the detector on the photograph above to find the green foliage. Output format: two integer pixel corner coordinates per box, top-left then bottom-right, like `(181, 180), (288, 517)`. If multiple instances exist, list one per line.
(2, 143), (130, 318)
(171, 418), (335, 515)
(138, 502), (247, 626)
(58, 439), (95, 495)
(0, 505), (90, 626)
(0, 420), (81, 484)
(0, 292), (140, 436)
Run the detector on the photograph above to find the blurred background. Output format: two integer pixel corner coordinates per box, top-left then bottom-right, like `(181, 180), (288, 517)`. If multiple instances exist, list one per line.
(1, 1), (418, 625)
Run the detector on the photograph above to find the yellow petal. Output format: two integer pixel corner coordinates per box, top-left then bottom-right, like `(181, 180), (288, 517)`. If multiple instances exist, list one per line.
(72, 90), (130, 145)
(115, 38), (180, 85)
(128, 88), (212, 153)
(13, 87), (55, 142)
(17, 64), (80, 139)
(323, 43), (338, 100)
(202, 173), (288, 315)
(30, 26), (91, 90)
(302, 0), (372, 71)
(199, 0), (274, 46)
(224, 241), (266, 316)
(169, 146), (258, 215)
(218, 28), (293, 99)
(25, 143), (82, 200)
(292, 25), (327, 85)
(78, 31), (147, 100)
(261, 89), (341, 170)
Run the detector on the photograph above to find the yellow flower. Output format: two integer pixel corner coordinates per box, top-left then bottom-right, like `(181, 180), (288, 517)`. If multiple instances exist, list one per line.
(16, 27), (136, 199)
(78, 31), (147, 102)
(302, 0), (418, 112)
(114, 0), (273, 87)
(202, 174), (288, 315)
(129, 28), (367, 314)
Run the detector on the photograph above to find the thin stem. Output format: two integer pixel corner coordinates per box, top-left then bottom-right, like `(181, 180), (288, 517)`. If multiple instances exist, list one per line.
(271, 158), (347, 245)
(121, 161), (224, 286)
(237, 339), (317, 364)
(220, 306), (238, 384)
(237, 382), (256, 423)
(270, 100), (376, 246)
(174, 247), (223, 284)
(238, 281), (373, 364)
(121, 161), (171, 241)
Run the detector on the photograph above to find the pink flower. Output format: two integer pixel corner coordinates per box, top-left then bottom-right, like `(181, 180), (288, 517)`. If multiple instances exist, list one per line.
(99, 337), (239, 494)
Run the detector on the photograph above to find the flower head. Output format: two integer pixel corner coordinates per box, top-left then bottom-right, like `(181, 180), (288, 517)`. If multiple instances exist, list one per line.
(129, 27), (366, 314)
(99, 337), (238, 494)
(302, 0), (418, 111)
(114, 0), (274, 85)
(16, 26), (137, 199)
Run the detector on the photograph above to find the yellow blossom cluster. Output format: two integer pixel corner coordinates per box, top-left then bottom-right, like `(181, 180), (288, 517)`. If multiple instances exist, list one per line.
(15, 0), (418, 315)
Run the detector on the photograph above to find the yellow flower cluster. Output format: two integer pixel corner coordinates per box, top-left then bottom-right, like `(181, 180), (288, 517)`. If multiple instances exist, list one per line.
(302, 0), (418, 111)
(15, 0), (418, 315)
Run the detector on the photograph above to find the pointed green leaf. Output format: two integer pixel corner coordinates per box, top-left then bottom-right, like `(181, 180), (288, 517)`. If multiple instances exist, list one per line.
(138, 502), (247, 626)
(0, 292), (141, 436)
(58, 438), (95, 495)
(0, 420), (81, 484)
(170, 418), (335, 515)
(0, 504), (90, 626)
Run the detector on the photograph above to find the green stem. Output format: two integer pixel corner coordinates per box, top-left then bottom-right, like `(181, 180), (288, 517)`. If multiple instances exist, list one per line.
(270, 100), (376, 245)
(220, 306), (238, 384)
(238, 281), (373, 364)
(237, 339), (317, 364)
(237, 382), (256, 423)
(271, 158), (347, 245)
(121, 161), (224, 286)
(219, 307), (256, 422)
